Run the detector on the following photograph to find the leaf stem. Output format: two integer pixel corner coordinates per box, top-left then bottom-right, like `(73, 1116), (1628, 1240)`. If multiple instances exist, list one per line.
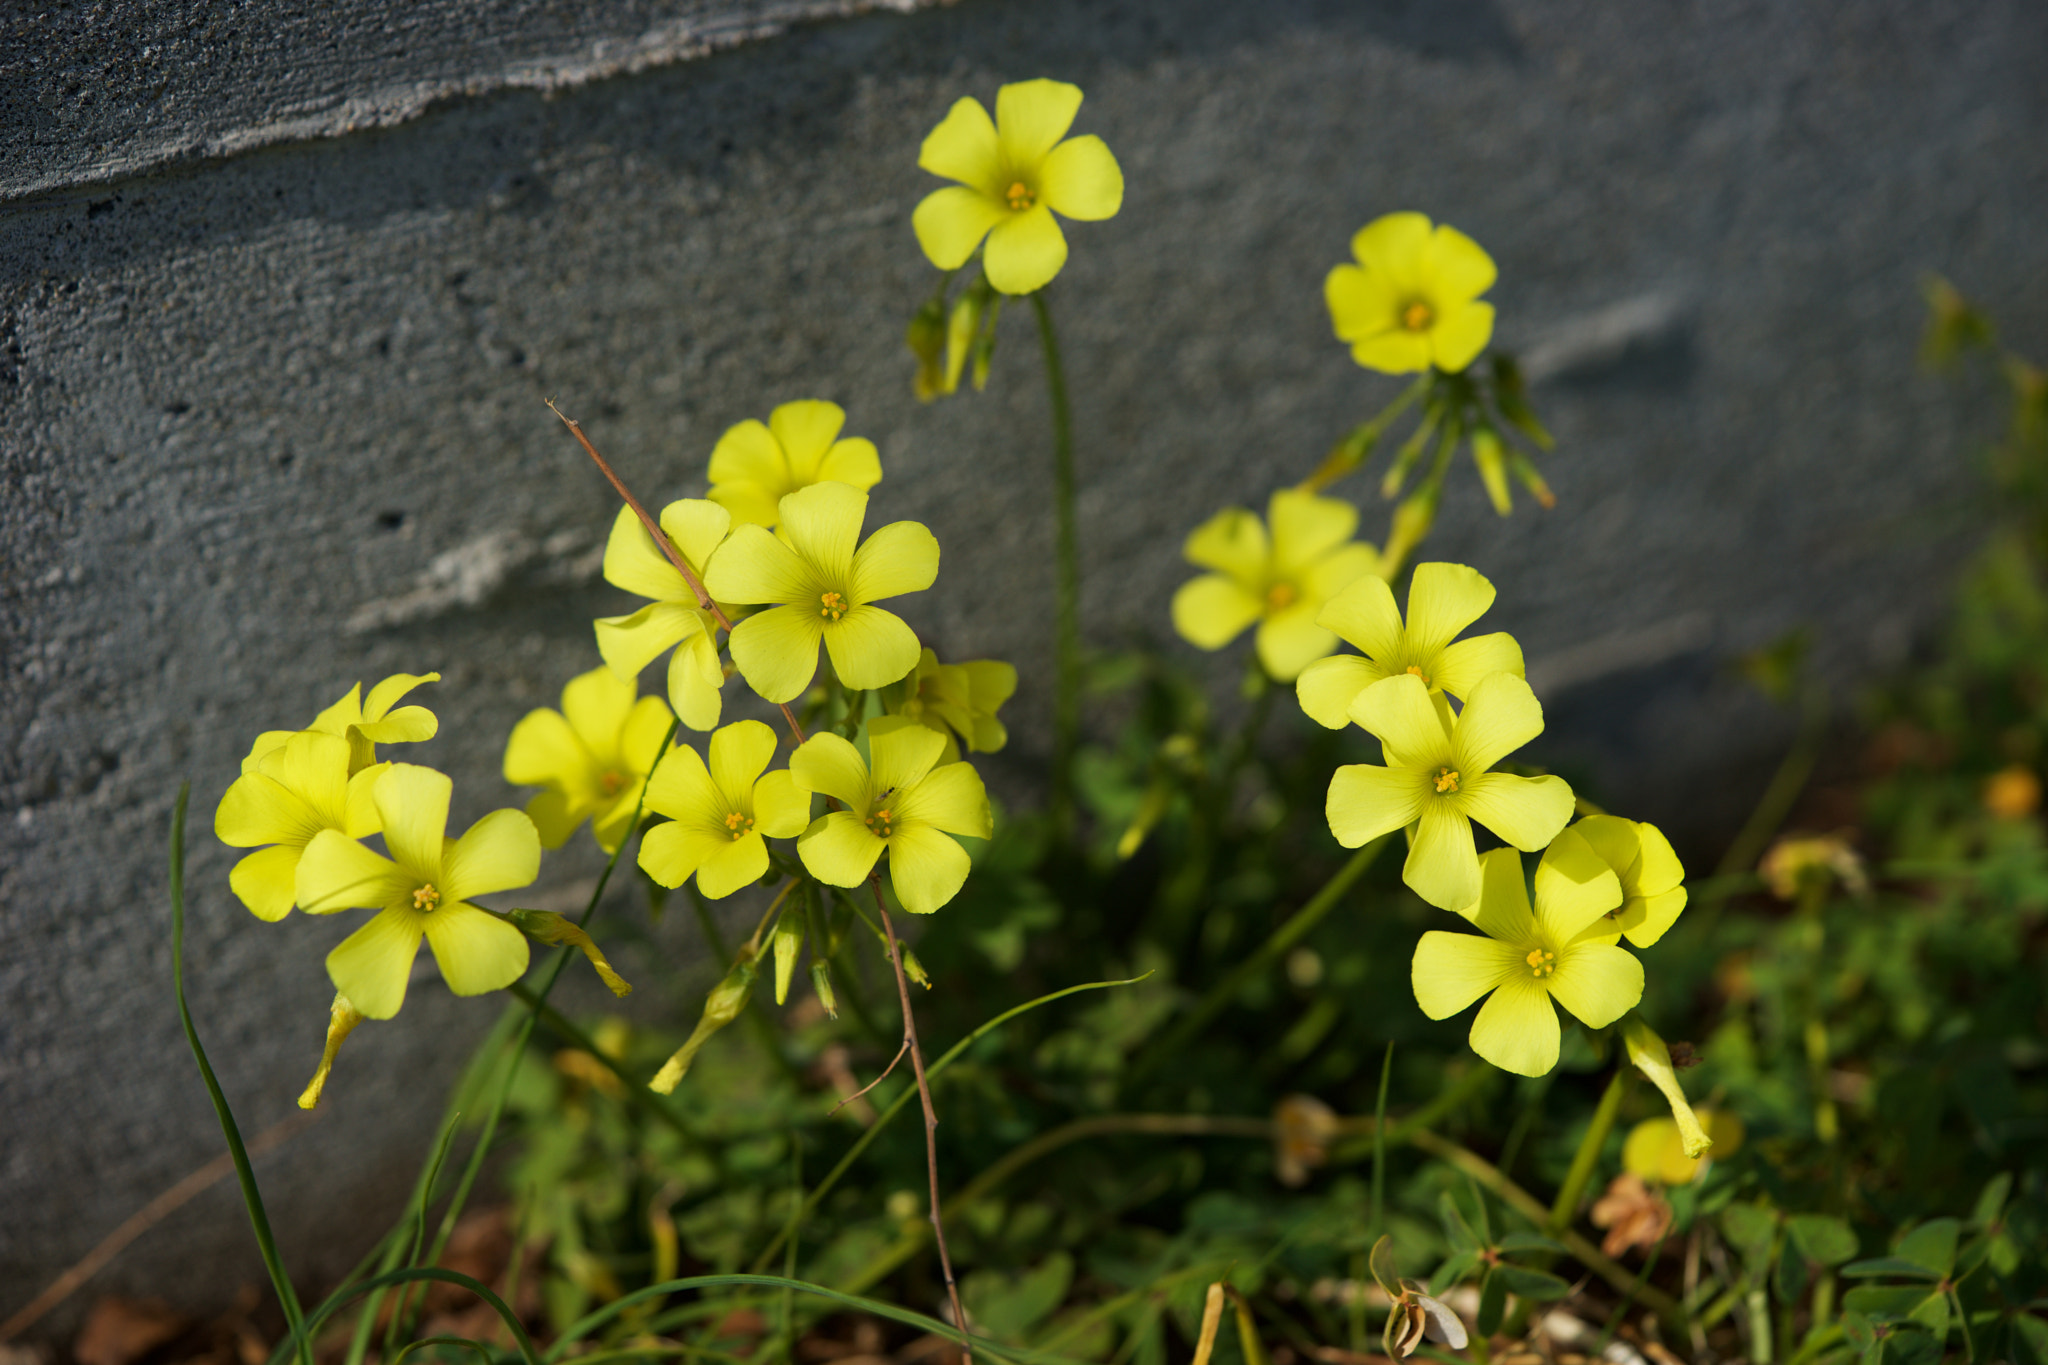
(1030, 292), (1082, 837)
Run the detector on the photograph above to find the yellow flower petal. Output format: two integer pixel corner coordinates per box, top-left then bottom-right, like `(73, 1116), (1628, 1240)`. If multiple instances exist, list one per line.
(1351, 674), (1454, 770)
(995, 78), (1083, 170)
(790, 733), (872, 809)
(1172, 574), (1263, 651)
(591, 779), (648, 854)
(1451, 671), (1545, 773)
(1547, 942), (1644, 1029)
(769, 400), (848, 474)
(870, 716), (949, 796)
(658, 498), (732, 571)
(645, 740), (721, 820)
(1405, 563), (1497, 658)
(525, 789), (581, 850)
(421, 901), (530, 997)
(442, 809), (541, 904)
(1624, 1118), (1688, 1184)
(1184, 505), (1269, 581)
(1463, 846), (1536, 940)
(696, 832), (770, 900)
(1468, 975), (1561, 1077)
(983, 202), (1068, 296)
(604, 504), (690, 601)
(824, 605), (922, 690)
(295, 829), (410, 914)
(667, 627), (726, 732)
(1325, 263), (1399, 343)
(1350, 212), (1433, 282)
(594, 602), (698, 679)
(851, 520), (941, 602)
(621, 696), (674, 773)
(913, 185), (1006, 271)
(215, 771), (323, 849)
(918, 96), (1001, 192)
(704, 524), (812, 606)
(1268, 488), (1358, 572)
(343, 764), (385, 838)
(1405, 801), (1481, 911)
(1326, 762), (1429, 848)
(729, 604), (825, 703)
(1302, 543), (1382, 603)
(503, 707), (592, 791)
(1420, 224), (1497, 300)
(1412, 928), (1519, 1019)
(709, 719), (778, 804)
(1317, 573), (1406, 661)
(886, 824), (973, 914)
(1428, 301), (1495, 374)
(1634, 821), (1685, 894)
(798, 809), (886, 886)
(818, 438), (883, 491)
(897, 762), (991, 839)
(1350, 330), (1433, 375)
(254, 731), (355, 828)
(779, 481), (865, 579)
(1256, 604), (1338, 682)
(372, 764), (453, 877)
(327, 904), (425, 1019)
(362, 673), (440, 724)
(1622, 886), (1689, 948)
(709, 417), (786, 492)
(1454, 771), (1574, 852)
(1532, 826), (1625, 943)
(638, 819), (729, 891)
(230, 845), (305, 922)
(1431, 632), (1525, 700)
(751, 769), (812, 839)
(1037, 134), (1123, 221)
(1296, 654), (1386, 730)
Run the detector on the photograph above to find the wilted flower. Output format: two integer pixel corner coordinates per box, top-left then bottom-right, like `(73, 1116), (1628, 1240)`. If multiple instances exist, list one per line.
(1273, 1094), (1340, 1188)
(1590, 1173), (1674, 1257)
(1759, 832), (1868, 900)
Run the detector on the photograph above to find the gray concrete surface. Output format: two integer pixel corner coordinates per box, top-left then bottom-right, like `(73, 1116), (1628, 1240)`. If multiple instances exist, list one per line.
(5, 0), (2048, 1333)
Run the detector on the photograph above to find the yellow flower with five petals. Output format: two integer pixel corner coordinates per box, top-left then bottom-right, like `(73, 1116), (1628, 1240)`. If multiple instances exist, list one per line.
(593, 500), (733, 731)
(215, 729), (384, 921)
(706, 400), (883, 530)
(1171, 488), (1382, 682)
(1411, 830), (1644, 1077)
(703, 482), (939, 704)
(1326, 212), (1497, 375)
(1572, 814), (1689, 948)
(790, 717), (992, 915)
(503, 666), (674, 853)
(1296, 562), (1524, 729)
(295, 764), (540, 1019)
(244, 672), (440, 775)
(1329, 671), (1573, 910)
(886, 647), (1017, 760)
(638, 720), (810, 899)
(913, 79), (1124, 297)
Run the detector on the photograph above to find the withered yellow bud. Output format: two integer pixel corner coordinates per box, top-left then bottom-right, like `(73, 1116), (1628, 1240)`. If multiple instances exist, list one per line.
(297, 993), (367, 1110)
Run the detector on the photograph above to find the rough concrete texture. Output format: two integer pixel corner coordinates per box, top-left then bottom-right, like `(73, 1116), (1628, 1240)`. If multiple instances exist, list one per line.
(5, 0), (2048, 1330)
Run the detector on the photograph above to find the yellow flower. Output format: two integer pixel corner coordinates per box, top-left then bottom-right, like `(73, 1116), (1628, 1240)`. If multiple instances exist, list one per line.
(790, 717), (992, 914)
(1326, 212), (1497, 375)
(1411, 830), (1644, 1077)
(638, 720), (810, 899)
(1623, 1110), (1746, 1185)
(1296, 562), (1525, 729)
(244, 672), (441, 775)
(1572, 814), (1689, 948)
(215, 730), (384, 921)
(503, 666), (674, 853)
(594, 500), (734, 732)
(913, 78), (1124, 297)
(703, 482), (939, 704)
(885, 647), (1017, 760)
(706, 400), (883, 530)
(1329, 671), (1573, 910)
(295, 764), (539, 1019)
(1171, 488), (1383, 682)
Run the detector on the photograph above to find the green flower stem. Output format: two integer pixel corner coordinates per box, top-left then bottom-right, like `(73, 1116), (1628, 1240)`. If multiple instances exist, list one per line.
(745, 973), (1148, 1274)
(1371, 1041), (1395, 1236)
(1130, 833), (1393, 1082)
(169, 785), (314, 1365)
(1714, 683), (1829, 881)
(1030, 291), (1082, 838)
(1549, 1068), (1628, 1235)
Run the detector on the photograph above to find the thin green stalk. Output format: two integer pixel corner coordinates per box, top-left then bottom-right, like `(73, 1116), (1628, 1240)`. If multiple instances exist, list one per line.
(1031, 290), (1082, 837)
(1715, 684), (1828, 880)
(1550, 1068), (1627, 1234)
(1371, 1042), (1395, 1236)
(505, 983), (702, 1142)
(298, 1267), (540, 1365)
(168, 785), (313, 1365)
(746, 973), (1148, 1273)
(1132, 834), (1392, 1080)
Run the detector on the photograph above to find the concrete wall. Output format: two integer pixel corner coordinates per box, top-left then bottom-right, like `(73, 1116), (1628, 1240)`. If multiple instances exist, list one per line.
(5, 0), (2046, 1331)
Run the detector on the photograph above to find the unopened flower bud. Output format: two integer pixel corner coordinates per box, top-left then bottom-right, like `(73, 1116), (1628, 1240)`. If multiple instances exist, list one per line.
(899, 942), (932, 989)
(771, 913), (804, 1006)
(1470, 426), (1513, 516)
(907, 296), (947, 402)
(298, 993), (367, 1110)
(1622, 1016), (1711, 1158)
(809, 960), (839, 1019)
(651, 950), (758, 1094)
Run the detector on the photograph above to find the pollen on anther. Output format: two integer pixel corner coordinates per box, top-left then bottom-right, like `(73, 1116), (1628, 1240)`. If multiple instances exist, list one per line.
(1005, 181), (1035, 210)
(1265, 581), (1298, 612)
(412, 884), (440, 911)
(1434, 767), (1461, 794)
(723, 811), (755, 841)
(865, 807), (895, 838)
(1405, 664), (1431, 684)
(819, 591), (848, 622)
(1401, 301), (1434, 332)
(1524, 947), (1556, 978)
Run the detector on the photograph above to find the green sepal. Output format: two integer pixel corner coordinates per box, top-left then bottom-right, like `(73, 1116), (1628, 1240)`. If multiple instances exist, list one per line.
(509, 910), (632, 998)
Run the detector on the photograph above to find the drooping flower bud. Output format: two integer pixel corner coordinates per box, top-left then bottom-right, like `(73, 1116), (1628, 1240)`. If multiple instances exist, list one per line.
(771, 912), (804, 1006)
(297, 993), (367, 1110)
(650, 948), (758, 1094)
(1622, 1016), (1711, 1158)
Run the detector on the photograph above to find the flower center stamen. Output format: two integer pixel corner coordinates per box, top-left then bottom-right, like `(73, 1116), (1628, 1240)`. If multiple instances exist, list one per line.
(1406, 664), (1431, 684)
(600, 770), (624, 795)
(1005, 181), (1035, 211)
(1434, 767), (1460, 794)
(724, 811), (755, 841)
(865, 807), (895, 838)
(1265, 581), (1298, 611)
(819, 591), (848, 622)
(1525, 948), (1557, 978)
(412, 883), (440, 912)
(1401, 301), (1434, 332)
